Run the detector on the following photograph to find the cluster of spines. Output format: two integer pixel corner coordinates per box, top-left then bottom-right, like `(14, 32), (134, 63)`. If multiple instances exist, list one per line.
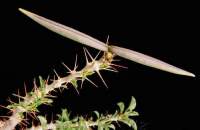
(0, 49), (136, 130)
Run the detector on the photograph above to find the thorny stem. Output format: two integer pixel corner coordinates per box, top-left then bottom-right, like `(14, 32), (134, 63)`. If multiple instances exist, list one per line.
(0, 50), (118, 130)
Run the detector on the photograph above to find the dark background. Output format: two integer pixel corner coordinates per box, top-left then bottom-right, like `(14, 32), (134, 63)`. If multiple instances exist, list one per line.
(0, 1), (199, 130)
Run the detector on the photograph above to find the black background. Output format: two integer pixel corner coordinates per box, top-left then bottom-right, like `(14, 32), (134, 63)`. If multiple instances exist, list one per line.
(0, 1), (199, 130)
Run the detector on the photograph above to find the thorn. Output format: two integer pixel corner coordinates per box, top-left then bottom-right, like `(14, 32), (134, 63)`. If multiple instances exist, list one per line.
(94, 50), (102, 60)
(22, 118), (29, 125)
(46, 94), (57, 98)
(46, 75), (50, 84)
(111, 66), (119, 72)
(33, 78), (38, 92)
(57, 86), (63, 93)
(23, 117), (29, 123)
(61, 82), (69, 89)
(116, 120), (121, 127)
(20, 119), (28, 127)
(83, 48), (89, 64)
(103, 68), (118, 73)
(51, 113), (54, 122)
(24, 82), (27, 96)
(29, 112), (37, 120)
(45, 114), (47, 120)
(17, 89), (20, 103)
(28, 113), (35, 120)
(31, 112), (37, 118)
(70, 80), (80, 95)
(85, 77), (98, 88)
(84, 48), (94, 62)
(72, 84), (80, 95)
(110, 63), (128, 69)
(7, 97), (15, 104)
(53, 75), (56, 81)
(60, 87), (65, 92)
(73, 87), (80, 95)
(7, 109), (13, 114)
(25, 112), (27, 122)
(96, 70), (108, 88)
(54, 87), (62, 93)
(106, 35), (110, 45)
(0, 105), (10, 110)
(80, 78), (85, 89)
(62, 62), (73, 73)
(74, 54), (78, 71)
(53, 69), (60, 79)
(12, 93), (25, 100)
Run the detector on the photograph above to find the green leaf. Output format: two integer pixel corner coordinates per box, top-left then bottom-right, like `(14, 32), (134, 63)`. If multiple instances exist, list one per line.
(59, 109), (70, 121)
(119, 117), (137, 130)
(79, 117), (87, 130)
(38, 116), (47, 129)
(117, 102), (125, 113)
(93, 110), (100, 119)
(71, 79), (78, 88)
(130, 120), (137, 130)
(98, 125), (103, 130)
(128, 111), (139, 116)
(105, 126), (110, 130)
(39, 76), (46, 96)
(127, 96), (136, 112)
(39, 76), (45, 89)
(72, 116), (78, 122)
(108, 124), (116, 130)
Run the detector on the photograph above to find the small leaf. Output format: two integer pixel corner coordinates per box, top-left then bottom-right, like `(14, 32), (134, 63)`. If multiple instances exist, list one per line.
(72, 116), (78, 122)
(38, 116), (47, 129)
(98, 125), (103, 130)
(131, 120), (137, 130)
(71, 79), (78, 88)
(127, 96), (136, 112)
(105, 126), (110, 130)
(119, 118), (131, 127)
(93, 110), (100, 119)
(39, 76), (45, 89)
(117, 102), (125, 113)
(119, 118), (137, 130)
(79, 117), (87, 130)
(108, 124), (116, 130)
(128, 111), (139, 116)
(60, 109), (69, 121)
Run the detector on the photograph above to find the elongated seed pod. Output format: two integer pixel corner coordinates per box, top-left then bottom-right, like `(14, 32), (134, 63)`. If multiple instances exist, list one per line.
(18, 8), (108, 52)
(110, 45), (195, 77)
(18, 8), (195, 77)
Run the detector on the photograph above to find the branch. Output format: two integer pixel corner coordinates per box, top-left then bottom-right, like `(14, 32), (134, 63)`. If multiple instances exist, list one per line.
(0, 50), (119, 130)
(27, 96), (138, 130)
